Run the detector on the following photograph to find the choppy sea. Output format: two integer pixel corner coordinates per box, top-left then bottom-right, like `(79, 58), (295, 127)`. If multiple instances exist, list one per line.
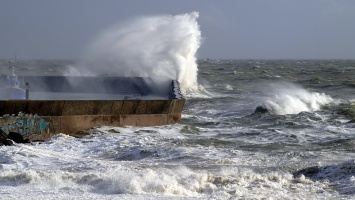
(1, 59), (355, 199)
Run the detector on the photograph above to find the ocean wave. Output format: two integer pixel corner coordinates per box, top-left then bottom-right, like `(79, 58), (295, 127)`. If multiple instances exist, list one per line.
(259, 82), (333, 115)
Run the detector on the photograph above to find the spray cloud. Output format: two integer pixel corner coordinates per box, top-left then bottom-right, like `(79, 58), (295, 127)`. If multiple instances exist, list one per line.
(78, 12), (201, 94)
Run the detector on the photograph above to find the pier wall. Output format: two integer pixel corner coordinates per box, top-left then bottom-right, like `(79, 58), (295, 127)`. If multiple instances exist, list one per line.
(0, 99), (185, 141)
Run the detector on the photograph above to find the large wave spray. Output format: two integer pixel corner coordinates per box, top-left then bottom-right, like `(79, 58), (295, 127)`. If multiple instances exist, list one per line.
(78, 12), (201, 94)
(260, 83), (333, 115)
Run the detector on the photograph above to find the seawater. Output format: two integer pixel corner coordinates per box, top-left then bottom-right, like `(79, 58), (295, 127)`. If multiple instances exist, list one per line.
(1, 59), (355, 199)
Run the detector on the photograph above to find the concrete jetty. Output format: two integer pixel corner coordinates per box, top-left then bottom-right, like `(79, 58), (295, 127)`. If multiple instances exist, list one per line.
(0, 76), (185, 141)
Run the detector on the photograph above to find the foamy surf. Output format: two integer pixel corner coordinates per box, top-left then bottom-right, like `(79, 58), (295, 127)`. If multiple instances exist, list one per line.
(259, 82), (333, 115)
(0, 129), (338, 199)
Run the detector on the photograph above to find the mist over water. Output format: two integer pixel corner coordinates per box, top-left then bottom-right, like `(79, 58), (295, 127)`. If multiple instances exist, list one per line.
(76, 12), (201, 94)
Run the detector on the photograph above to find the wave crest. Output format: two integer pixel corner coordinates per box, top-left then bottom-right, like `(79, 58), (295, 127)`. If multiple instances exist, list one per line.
(260, 83), (333, 115)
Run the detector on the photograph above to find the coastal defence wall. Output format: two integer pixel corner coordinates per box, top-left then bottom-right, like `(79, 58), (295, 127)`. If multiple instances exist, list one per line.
(0, 99), (185, 141)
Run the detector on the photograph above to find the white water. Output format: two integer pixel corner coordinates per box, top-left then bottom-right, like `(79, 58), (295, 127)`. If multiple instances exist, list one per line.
(0, 127), (338, 199)
(261, 82), (333, 115)
(76, 12), (201, 95)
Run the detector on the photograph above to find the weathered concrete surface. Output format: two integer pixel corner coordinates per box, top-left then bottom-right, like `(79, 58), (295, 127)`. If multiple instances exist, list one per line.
(0, 100), (181, 115)
(0, 99), (185, 141)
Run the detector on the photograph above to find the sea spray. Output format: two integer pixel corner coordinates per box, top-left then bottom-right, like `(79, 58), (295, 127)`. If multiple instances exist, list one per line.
(78, 12), (201, 94)
(260, 82), (333, 115)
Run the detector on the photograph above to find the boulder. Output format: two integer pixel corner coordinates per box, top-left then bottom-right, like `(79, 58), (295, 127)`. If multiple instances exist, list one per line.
(254, 106), (269, 114)
(8, 132), (30, 143)
(0, 129), (14, 146)
(293, 166), (321, 179)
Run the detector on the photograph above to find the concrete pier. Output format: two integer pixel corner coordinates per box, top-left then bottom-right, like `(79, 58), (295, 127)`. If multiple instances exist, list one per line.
(0, 76), (185, 141)
(0, 99), (185, 141)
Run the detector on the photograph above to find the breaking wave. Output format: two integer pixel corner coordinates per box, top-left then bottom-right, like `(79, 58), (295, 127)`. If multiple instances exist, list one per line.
(259, 83), (333, 115)
(78, 12), (201, 95)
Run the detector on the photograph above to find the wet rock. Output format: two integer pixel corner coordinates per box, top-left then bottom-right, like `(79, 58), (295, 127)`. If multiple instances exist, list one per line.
(8, 132), (30, 143)
(71, 128), (96, 138)
(0, 129), (14, 146)
(254, 106), (269, 114)
(293, 166), (321, 179)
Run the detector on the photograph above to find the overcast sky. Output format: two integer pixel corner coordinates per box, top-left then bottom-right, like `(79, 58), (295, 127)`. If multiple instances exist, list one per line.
(1, 0), (355, 59)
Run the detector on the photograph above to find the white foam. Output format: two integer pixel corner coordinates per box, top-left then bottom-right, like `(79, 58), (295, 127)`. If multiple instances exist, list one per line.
(0, 125), (343, 199)
(225, 84), (233, 90)
(0, 158), (336, 199)
(262, 82), (333, 115)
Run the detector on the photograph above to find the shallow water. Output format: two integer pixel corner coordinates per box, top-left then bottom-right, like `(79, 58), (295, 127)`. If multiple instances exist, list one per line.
(1, 59), (355, 199)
